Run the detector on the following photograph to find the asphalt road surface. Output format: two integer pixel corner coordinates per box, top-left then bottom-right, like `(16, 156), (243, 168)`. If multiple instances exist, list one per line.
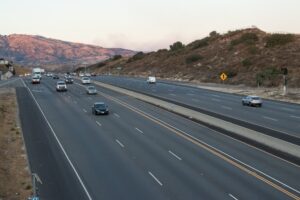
(14, 76), (300, 200)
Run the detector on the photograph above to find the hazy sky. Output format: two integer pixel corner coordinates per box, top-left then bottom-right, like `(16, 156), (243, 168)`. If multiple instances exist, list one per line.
(1, 0), (300, 51)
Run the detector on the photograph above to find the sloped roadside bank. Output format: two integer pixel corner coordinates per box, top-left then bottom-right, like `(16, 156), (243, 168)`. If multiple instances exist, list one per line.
(0, 88), (32, 199)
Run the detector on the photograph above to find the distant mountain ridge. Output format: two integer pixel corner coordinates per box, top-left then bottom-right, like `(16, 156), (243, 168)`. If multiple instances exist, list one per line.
(0, 34), (136, 71)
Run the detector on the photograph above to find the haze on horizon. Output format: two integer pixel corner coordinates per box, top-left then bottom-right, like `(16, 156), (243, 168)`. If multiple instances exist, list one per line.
(1, 0), (300, 51)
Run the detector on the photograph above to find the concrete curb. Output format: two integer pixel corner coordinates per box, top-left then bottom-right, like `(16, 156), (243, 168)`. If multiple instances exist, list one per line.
(92, 80), (300, 160)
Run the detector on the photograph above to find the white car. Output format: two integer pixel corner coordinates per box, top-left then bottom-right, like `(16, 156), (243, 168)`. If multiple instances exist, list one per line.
(86, 86), (97, 95)
(242, 95), (262, 107)
(56, 81), (67, 92)
(147, 76), (156, 84)
(31, 76), (40, 84)
(81, 77), (91, 84)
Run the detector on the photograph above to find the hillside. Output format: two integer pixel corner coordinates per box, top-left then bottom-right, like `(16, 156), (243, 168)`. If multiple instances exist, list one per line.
(87, 28), (300, 87)
(0, 34), (136, 71)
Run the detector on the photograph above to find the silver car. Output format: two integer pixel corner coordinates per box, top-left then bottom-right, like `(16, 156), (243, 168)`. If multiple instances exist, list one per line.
(56, 81), (67, 92)
(242, 95), (262, 107)
(86, 86), (97, 95)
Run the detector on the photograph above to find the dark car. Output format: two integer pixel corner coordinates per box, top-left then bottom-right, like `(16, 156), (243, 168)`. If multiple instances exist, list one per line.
(92, 102), (109, 115)
(53, 74), (59, 79)
(65, 77), (74, 84)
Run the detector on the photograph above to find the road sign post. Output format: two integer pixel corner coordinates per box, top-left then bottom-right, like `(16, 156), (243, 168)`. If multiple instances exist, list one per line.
(220, 73), (227, 84)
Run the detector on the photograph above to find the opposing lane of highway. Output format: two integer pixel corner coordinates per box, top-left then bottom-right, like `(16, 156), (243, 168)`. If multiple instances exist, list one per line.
(93, 76), (300, 139)
(19, 76), (300, 199)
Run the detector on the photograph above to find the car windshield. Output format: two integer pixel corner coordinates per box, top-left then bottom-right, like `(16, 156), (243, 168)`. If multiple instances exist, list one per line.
(58, 82), (65, 85)
(83, 77), (89, 80)
(252, 97), (260, 100)
(95, 103), (106, 109)
(88, 86), (95, 90)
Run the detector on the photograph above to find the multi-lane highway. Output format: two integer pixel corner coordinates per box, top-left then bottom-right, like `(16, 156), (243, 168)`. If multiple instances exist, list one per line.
(14, 76), (300, 199)
(93, 76), (300, 142)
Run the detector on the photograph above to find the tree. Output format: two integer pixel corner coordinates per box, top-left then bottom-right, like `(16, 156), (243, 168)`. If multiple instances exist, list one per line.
(170, 41), (185, 51)
(209, 31), (219, 37)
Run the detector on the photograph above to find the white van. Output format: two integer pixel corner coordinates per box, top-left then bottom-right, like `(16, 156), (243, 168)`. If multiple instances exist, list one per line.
(147, 76), (156, 84)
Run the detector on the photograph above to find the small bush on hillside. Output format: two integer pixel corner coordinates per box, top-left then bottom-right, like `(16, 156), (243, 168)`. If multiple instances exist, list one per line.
(209, 31), (220, 37)
(97, 62), (106, 68)
(157, 49), (168, 53)
(185, 54), (203, 64)
(240, 33), (259, 43)
(265, 34), (295, 48)
(112, 55), (122, 61)
(242, 58), (252, 67)
(230, 33), (259, 46)
(225, 70), (238, 78)
(191, 37), (209, 49)
(255, 67), (281, 86)
(127, 52), (145, 63)
(170, 41), (185, 51)
(247, 46), (259, 54)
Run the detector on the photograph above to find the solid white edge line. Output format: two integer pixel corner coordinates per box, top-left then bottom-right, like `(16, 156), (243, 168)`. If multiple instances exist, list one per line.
(21, 79), (93, 200)
(116, 139), (124, 148)
(148, 171), (163, 186)
(135, 127), (143, 134)
(96, 121), (102, 126)
(229, 193), (239, 200)
(168, 150), (182, 161)
(103, 93), (300, 195)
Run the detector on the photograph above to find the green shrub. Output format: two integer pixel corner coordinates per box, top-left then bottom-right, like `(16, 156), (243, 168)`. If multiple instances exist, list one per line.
(255, 67), (281, 86)
(127, 52), (145, 63)
(240, 33), (259, 43)
(112, 55), (122, 61)
(170, 41), (185, 51)
(225, 70), (238, 78)
(230, 33), (259, 46)
(191, 37), (209, 49)
(185, 54), (203, 64)
(95, 62), (106, 68)
(157, 49), (168, 53)
(209, 31), (219, 37)
(242, 58), (252, 67)
(247, 46), (259, 54)
(265, 34), (295, 48)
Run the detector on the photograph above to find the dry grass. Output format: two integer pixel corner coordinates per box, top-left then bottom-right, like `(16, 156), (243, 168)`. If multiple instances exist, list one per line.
(0, 88), (32, 200)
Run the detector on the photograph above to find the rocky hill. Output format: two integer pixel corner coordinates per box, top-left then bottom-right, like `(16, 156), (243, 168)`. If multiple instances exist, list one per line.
(88, 28), (300, 87)
(0, 34), (136, 71)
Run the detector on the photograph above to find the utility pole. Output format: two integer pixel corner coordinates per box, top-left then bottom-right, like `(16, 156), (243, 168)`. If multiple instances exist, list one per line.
(281, 67), (288, 96)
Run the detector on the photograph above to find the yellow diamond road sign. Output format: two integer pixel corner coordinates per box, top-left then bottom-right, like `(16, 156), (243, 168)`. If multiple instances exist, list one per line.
(220, 73), (227, 81)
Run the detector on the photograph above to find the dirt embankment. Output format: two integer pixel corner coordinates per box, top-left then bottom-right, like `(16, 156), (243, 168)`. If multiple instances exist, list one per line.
(0, 88), (32, 200)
